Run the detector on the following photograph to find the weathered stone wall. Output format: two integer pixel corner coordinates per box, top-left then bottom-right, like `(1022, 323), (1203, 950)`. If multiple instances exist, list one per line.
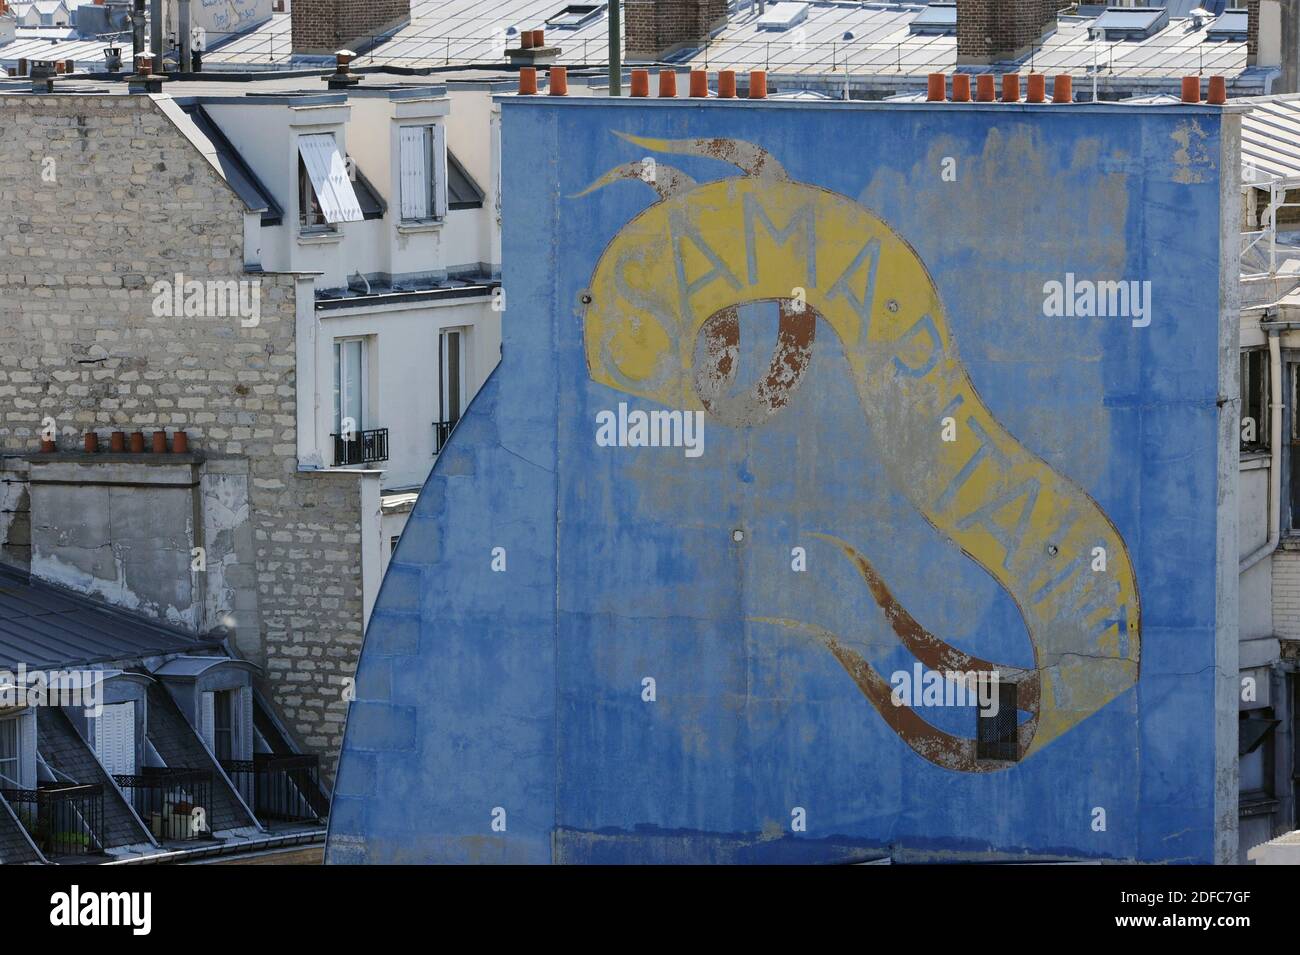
(0, 93), (363, 776)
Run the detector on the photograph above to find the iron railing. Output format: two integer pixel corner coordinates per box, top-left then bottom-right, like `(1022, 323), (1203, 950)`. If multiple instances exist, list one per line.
(2, 784), (105, 858)
(221, 754), (325, 825)
(113, 768), (214, 842)
(332, 427), (389, 466)
(433, 417), (460, 455)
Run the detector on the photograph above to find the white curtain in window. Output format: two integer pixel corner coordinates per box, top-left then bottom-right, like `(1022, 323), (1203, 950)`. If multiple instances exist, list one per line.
(400, 126), (429, 220)
(298, 134), (363, 224)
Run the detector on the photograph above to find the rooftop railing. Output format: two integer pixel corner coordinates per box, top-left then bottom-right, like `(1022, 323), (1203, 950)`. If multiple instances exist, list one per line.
(1, 783), (105, 858)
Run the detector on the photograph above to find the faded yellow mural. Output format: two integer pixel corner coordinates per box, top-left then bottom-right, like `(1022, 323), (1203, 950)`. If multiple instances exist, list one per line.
(576, 133), (1141, 772)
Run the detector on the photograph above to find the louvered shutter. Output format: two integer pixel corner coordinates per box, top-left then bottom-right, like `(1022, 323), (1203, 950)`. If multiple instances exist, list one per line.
(399, 126), (427, 220)
(432, 124), (448, 219)
(239, 686), (254, 760)
(200, 691), (215, 752)
(298, 134), (363, 223)
(19, 709), (36, 789)
(94, 702), (135, 776)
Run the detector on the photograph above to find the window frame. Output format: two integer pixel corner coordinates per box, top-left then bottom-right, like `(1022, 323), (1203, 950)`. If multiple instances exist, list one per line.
(0, 716), (19, 789)
(212, 689), (235, 763)
(333, 336), (371, 439)
(439, 327), (468, 427)
(1240, 347), (1270, 455)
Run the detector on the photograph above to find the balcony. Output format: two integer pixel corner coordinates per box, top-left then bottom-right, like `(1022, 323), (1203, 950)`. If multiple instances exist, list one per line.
(331, 427), (389, 466)
(221, 754), (328, 827)
(2, 783), (105, 858)
(433, 416), (460, 455)
(113, 768), (214, 842)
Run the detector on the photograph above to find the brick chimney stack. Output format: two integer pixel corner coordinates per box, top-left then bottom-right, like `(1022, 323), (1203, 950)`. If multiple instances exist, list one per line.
(292, 0), (411, 56)
(956, 0), (1060, 64)
(625, 0), (728, 61)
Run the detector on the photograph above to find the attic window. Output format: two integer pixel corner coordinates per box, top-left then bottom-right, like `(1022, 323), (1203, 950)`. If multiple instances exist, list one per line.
(909, 2), (957, 36)
(546, 4), (601, 28)
(1088, 7), (1169, 41)
(1205, 9), (1248, 41)
(757, 2), (809, 31)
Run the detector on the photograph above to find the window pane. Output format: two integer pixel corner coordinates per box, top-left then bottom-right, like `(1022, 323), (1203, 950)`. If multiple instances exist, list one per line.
(444, 331), (461, 422)
(0, 719), (19, 787)
(343, 340), (363, 430)
(213, 691), (233, 762)
(333, 342), (342, 431)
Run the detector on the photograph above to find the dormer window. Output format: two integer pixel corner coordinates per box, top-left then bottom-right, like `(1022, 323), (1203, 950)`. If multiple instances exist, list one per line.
(297, 132), (363, 234)
(399, 124), (448, 223)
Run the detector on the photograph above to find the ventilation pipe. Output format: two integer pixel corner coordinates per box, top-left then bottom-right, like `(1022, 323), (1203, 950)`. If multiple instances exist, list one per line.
(178, 0), (191, 72)
(132, 0), (145, 63)
(150, 0), (162, 74)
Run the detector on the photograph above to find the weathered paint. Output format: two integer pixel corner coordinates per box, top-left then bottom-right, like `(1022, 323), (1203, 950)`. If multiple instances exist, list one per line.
(328, 98), (1238, 864)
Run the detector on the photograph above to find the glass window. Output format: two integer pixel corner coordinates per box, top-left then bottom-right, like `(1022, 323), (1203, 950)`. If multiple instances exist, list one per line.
(213, 690), (234, 763)
(0, 718), (19, 788)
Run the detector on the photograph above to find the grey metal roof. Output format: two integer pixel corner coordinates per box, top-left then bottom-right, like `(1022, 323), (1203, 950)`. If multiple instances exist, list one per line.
(150, 655), (257, 678)
(1240, 96), (1300, 185)
(0, 566), (221, 671)
(198, 1), (1250, 82)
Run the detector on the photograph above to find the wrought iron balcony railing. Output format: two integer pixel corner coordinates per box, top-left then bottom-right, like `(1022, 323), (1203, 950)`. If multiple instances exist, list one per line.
(332, 427), (389, 466)
(113, 768), (214, 841)
(221, 754), (327, 826)
(433, 416), (460, 455)
(1, 783), (105, 857)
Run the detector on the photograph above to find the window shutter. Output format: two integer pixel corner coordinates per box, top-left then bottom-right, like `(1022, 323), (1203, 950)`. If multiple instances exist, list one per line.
(433, 124), (448, 219)
(19, 709), (36, 789)
(200, 691), (215, 753)
(399, 126), (427, 220)
(298, 134), (363, 224)
(239, 687), (254, 760)
(94, 702), (136, 776)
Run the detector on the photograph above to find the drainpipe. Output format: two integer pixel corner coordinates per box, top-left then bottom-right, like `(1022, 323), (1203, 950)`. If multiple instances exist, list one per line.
(608, 0), (620, 95)
(150, 0), (162, 74)
(1242, 319), (1283, 572)
(132, 0), (145, 63)
(178, 0), (191, 72)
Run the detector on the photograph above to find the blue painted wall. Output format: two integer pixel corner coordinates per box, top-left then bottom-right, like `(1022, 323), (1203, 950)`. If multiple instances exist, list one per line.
(328, 98), (1231, 864)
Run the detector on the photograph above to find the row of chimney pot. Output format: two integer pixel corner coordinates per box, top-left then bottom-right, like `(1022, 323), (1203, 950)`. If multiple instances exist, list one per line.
(516, 69), (1228, 105)
(38, 431), (191, 454)
(8, 59), (76, 77)
(519, 67), (769, 98)
(518, 29), (547, 50)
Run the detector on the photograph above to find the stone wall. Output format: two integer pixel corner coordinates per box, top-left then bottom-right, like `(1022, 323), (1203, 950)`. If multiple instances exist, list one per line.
(0, 93), (365, 776)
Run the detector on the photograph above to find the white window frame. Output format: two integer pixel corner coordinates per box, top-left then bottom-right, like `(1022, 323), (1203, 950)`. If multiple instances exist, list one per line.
(333, 336), (370, 439)
(439, 327), (469, 426)
(399, 124), (448, 223)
